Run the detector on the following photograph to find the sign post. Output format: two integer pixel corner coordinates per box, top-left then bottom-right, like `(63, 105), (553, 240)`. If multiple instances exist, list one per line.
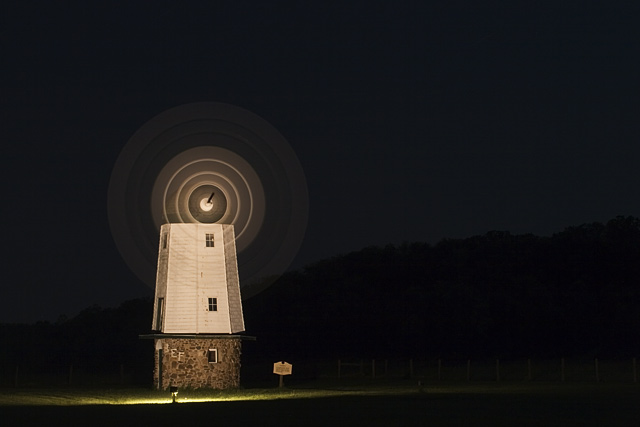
(273, 361), (293, 388)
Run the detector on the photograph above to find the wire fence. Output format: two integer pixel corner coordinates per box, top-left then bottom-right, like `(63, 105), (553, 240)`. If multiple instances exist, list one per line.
(0, 363), (149, 388)
(332, 357), (639, 383)
(3, 357), (639, 388)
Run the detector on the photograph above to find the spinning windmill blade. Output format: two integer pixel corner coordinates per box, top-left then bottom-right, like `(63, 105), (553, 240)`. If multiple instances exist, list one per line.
(108, 102), (308, 298)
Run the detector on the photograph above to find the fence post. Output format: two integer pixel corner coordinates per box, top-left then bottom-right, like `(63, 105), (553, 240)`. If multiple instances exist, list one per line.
(384, 359), (388, 376)
(409, 359), (414, 378)
(437, 359), (442, 380)
(337, 359), (341, 379)
(467, 359), (471, 381)
(68, 364), (73, 386)
(527, 359), (532, 381)
(496, 359), (500, 382)
(372, 359), (375, 379)
(13, 365), (18, 388)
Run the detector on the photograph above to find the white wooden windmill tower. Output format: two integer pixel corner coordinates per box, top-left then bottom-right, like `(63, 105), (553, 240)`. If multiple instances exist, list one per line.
(149, 223), (248, 390)
(109, 102), (308, 391)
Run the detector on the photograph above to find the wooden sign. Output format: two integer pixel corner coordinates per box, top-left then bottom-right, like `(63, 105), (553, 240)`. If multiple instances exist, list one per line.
(273, 361), (293, 376)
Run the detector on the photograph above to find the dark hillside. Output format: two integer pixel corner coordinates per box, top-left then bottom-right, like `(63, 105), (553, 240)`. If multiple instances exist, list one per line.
(244, 216), (640, 360)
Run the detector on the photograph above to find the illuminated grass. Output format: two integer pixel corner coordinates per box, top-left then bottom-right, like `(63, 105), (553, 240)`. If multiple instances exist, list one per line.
(0, 381), (635, 407)
(2, 382), (640, 427)
(0, 384), (420, 406)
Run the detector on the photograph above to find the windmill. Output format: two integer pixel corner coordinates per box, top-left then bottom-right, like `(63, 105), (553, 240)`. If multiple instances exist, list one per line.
(108, 103), (308, 389)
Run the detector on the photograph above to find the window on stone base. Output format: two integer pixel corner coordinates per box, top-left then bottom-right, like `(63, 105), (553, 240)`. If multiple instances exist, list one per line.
(208, 349), (218, 363)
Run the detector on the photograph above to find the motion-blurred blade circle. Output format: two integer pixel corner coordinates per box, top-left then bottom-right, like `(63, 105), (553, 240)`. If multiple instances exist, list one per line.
(151, 147), (265, 253)
(108, 103), (308, 298)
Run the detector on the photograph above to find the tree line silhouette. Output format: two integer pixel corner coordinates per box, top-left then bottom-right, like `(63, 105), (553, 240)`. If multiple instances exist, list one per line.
(1, 216), (639, 385)
(244, 215), (640, 360)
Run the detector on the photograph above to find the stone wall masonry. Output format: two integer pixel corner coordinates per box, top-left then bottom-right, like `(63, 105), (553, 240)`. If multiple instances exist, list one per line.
(154, 337), (242, 390)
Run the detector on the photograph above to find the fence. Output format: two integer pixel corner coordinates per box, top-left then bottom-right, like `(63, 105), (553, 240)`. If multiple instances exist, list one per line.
(3, 357), (639, 388)
(335, 357), (639, 383)
(1, 363), (149, 388)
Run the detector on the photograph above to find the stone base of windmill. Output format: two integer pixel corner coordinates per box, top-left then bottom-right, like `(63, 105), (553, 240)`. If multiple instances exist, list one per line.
(143, 334), (252, 390)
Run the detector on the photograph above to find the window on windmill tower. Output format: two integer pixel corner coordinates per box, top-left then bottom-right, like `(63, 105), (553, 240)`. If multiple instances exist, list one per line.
(205, 233), (214, 247)
(208, 349), (218, 363)
(155, 298), (164, 330)
(208, 297), (218, 311)
(162, 233), (168, 249)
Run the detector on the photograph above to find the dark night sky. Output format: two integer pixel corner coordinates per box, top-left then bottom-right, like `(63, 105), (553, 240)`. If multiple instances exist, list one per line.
(2, 2), (639, 323)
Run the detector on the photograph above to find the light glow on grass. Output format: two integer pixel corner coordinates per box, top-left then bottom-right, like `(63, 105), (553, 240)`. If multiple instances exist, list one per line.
(1, 382), (613, 407)
(0, 385), (425, 406)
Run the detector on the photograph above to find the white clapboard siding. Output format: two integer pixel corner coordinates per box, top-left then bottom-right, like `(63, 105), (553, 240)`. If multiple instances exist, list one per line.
(152, 223), (245, 334)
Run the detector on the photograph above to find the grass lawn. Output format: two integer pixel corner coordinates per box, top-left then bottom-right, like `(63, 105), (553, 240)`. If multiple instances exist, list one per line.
(1, 380), (639, 426)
